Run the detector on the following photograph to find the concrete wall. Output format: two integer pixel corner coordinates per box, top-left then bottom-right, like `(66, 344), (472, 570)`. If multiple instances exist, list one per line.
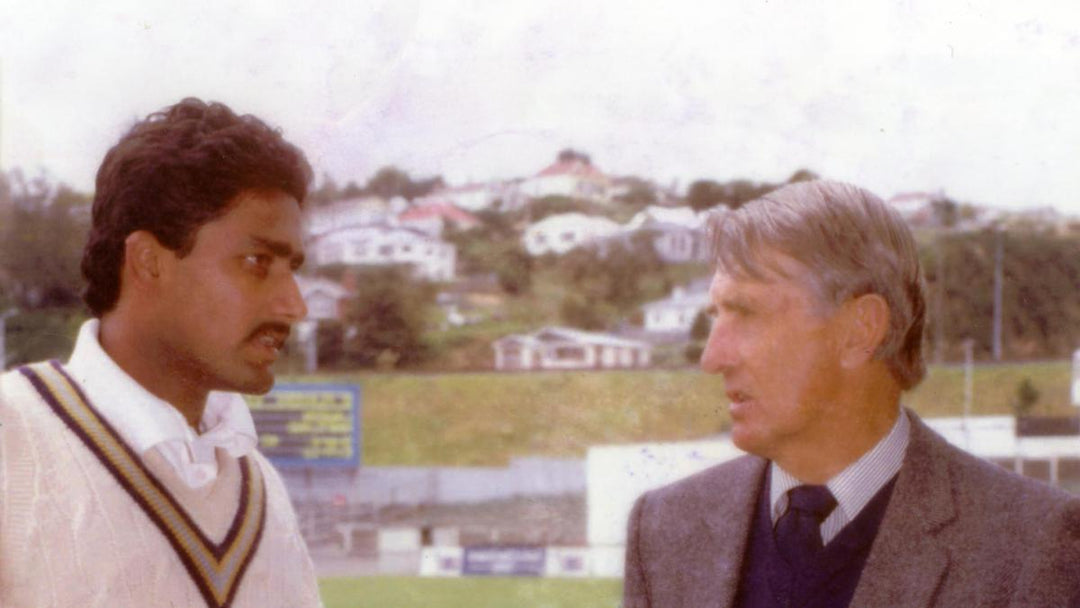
(279, 456), (585, 507)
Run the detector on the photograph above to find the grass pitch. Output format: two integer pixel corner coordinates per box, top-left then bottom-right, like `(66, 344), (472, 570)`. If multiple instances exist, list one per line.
(319, 576), (621, 608)
(287, 361), (1071, 467)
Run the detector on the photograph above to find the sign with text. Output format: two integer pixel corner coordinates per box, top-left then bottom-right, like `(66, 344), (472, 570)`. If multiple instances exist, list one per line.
(462, 546), (546, 576)
(245, 384), (361, 468)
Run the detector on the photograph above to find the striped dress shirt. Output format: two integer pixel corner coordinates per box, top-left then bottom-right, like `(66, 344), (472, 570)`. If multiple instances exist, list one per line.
(770, 409), (911, 544)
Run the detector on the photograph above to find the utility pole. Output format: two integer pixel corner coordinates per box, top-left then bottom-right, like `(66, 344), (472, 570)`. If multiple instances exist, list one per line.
(992, 227), (1004, 361)
(962, 338), (974, 449)
(935, 233), (946, 364)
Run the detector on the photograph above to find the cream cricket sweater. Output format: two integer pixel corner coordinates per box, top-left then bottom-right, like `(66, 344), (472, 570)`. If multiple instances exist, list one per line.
(0, 362), (323, 608)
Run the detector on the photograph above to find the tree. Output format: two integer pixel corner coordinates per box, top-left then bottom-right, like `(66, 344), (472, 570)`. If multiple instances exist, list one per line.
(559, 293), (610, 330)
(614, 178), (658, 208)
(341, 180), (364, 198)
(786, 168), (820, 183)
(1013, 377), (1040, 417)
(335, 266), (434, 368)
(557, 148), (591, 165)
(0, 172), (89, 309)
(686, 180), (725, 212)
(526, 195), (606, 222)
(554, 236), (667, 330)
(494, 245), (533, 295)
(307, 172), (341, 206)
(931, 196), (959, 229)
(363, 166), (444, 200)
(365, 166), (413, 199)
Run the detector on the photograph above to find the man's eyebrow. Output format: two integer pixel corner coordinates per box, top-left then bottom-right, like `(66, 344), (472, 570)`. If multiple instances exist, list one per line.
(250, 236), (305, 266)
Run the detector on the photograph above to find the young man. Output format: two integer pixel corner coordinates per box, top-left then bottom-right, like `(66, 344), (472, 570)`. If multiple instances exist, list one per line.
(623, 181), (1080, 607)
(0, 98), (322, 607)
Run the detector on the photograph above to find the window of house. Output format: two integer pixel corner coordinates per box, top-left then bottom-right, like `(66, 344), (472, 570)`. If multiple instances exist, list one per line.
(553, 346), (587, 361)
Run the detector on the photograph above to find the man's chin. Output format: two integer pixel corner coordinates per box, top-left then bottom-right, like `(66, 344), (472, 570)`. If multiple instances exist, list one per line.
(225, 368), (276, 395)
(730, 426), (766, 457)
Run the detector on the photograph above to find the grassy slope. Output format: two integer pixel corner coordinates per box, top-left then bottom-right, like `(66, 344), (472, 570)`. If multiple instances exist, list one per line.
(319, 577), (621, 608)
(285, 361), (1072, 467)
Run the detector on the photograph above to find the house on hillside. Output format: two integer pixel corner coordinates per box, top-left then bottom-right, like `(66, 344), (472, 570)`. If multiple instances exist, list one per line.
(641, 278), (712, 335)
(296, 275), (350, 321)
(624, 206), (711, 264)
(492, 327), (652, 371)
(417, 180), (528, 213)
(521, 158), (610, 203)
(425, 183), (495, 212)
(309, 224), (456, 281)
(398, 202), (480, 237)
(522, 213), (621, 256)
(305, 196), (396, 237)
(293, 275), (350, 372)
(886, 191), (943, 228)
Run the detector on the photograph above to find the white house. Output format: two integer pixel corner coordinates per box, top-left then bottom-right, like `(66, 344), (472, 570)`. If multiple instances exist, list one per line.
(397, 202), (480, 237)
(492, 326), (652, 371)
(305, 196), (395, 237)
(295, 275), (350, 321)
(522, 213), (622, 256)
(641, 278), (712, 334)
(420, 180), (527, 213)
(309, 224), (456, 281)
(623, 206), (711, 264)
(521, 159), (610, 202)
(292, 275), (350, 372)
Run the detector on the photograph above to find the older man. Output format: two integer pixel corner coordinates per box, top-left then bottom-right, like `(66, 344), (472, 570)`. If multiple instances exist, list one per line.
(623, 181), (1080, 607)
(0, 99), (321, 607)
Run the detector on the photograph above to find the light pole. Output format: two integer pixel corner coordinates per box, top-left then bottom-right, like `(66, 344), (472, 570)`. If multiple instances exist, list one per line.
(992, 227), (1004, 361)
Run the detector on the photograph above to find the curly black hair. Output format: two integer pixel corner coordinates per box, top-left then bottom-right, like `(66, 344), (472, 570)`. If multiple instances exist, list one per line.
(81, 98), (313, 315)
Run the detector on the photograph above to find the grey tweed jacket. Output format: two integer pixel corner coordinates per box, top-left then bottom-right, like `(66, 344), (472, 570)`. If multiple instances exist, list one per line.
(623, 411), (1080, 607)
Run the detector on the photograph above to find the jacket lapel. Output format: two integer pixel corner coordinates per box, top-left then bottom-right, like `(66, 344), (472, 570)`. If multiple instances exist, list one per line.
(850, 411), (955, 608)
(685, 455), (767, 608)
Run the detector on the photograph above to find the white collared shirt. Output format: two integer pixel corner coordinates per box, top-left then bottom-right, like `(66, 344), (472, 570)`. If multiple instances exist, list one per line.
(770, 409), (910, 545)
(64, 319), (258, 489)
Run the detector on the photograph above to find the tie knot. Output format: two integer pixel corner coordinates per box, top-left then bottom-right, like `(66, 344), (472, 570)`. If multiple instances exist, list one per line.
(786, 485), (837, 521)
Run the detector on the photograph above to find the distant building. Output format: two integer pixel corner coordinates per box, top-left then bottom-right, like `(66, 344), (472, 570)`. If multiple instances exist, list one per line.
(398, 202), (480, 237)
(521, 159), (610, 203)
(296, 275), (350, 322)
(293, 275), (350, 372)
(492, 326), (652, 371)
(623, 206), (711, 264)
(309, 224), (456, 281)
(305, 196), (394, 237)
(522, 213), (621, 256)
(642, 278), (712, 334)
(423, 183), (494, 212)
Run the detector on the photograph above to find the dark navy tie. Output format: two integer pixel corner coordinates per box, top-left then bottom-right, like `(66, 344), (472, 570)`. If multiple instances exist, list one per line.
(775, 485), (837, 571)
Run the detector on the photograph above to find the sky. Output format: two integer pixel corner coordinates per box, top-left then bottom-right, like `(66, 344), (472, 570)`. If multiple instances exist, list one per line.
(1, 0), (1080, 214)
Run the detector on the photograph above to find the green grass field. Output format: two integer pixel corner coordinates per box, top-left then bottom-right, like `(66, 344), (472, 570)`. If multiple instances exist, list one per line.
(284, 360), (1073, 466)
(319, 577), (621, 608)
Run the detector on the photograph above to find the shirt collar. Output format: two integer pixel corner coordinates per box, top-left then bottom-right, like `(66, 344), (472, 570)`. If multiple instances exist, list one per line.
(770, 408), (910, 525)
(64, 319), (258, 487)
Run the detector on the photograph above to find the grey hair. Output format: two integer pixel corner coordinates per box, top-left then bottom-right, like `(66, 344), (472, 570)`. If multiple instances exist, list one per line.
(707, 180), (926, 389)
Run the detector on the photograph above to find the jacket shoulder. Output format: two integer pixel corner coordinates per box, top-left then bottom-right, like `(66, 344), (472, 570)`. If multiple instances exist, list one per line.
(639, 454), (764, 515)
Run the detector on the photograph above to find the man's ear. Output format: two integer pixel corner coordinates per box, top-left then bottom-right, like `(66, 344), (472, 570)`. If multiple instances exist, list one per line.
(122, 230), (166, 288)
(839, 293), (891, 369)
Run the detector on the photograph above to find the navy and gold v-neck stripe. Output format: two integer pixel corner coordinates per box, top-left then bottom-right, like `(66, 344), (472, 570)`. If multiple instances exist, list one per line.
(18, 360), (267, 608)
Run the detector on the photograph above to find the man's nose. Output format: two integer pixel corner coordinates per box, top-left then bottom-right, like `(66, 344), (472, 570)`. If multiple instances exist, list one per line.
(699, 319), (735, 374)
(275, 274), (308, 322)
